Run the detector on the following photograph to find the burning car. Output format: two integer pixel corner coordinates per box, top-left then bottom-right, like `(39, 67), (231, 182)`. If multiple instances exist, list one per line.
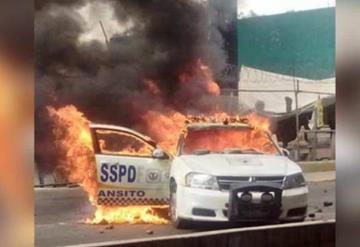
(169, 121), (308, 228)
(47, 104), (309, 225)
(81, 113), (306, 226)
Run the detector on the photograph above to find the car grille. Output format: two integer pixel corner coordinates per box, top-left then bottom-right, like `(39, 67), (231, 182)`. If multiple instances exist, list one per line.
(217, 176), (285, 191)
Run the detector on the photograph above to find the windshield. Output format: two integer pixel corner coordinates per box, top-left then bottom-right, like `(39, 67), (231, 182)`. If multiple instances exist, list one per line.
(180, 127), (279, 155)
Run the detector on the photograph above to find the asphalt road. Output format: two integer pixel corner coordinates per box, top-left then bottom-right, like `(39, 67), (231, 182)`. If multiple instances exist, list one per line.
(35, 181), (335, 247)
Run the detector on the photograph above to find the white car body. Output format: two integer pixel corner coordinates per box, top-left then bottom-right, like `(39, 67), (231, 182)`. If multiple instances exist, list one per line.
(89, 122), (307, 226)
(169, 123), (308, 226)
(171, 154), (308, 221)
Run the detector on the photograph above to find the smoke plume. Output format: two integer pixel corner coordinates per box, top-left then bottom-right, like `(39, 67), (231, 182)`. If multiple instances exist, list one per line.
(35, 0), (227, 172)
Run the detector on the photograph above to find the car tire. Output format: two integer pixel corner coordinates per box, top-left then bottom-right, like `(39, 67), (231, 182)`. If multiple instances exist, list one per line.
(169, 180), (190, 229)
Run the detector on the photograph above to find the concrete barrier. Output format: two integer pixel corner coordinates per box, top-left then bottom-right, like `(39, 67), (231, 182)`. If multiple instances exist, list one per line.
(298, 160), (335, 173)
(68, 220), (335, 247)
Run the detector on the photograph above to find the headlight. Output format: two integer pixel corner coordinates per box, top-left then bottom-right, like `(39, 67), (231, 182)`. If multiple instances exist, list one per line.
(185, 172), (219, 190)
(282, 173), (306, 189)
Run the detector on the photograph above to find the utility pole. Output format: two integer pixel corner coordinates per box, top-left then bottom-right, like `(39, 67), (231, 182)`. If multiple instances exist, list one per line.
(99, 20), (109, 47)
(294, 79), (300, 161)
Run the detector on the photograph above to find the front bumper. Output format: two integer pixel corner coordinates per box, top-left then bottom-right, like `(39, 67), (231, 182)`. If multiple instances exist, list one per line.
(176, 184), (308, 222)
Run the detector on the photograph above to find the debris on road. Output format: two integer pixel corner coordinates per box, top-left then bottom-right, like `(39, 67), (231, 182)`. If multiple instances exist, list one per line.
(146, 230), (154, 235)
(308, 213), (316, 218)
(105, 225), (114, 230)
(315, 208), (323, 213)
(98, 219), (109, 225)
(323, 201), (333, 207)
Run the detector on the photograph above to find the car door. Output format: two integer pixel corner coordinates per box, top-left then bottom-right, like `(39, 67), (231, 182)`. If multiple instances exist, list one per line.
(89, 124), (171, 206)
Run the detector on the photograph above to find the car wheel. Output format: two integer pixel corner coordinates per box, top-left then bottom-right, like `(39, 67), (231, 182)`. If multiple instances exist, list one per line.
(170, 180), (189, 229)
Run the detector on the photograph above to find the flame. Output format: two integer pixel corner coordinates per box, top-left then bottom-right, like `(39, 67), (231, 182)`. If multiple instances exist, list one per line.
(47, 105), (98, 202)
(245, 112), (271, 132)
(87, 205), (168, 225)
(48, 105), (169, 224)
(142, 111), (274, 155)
(142, 110), (187, 154)
(178, 59), (220, 96)
(180, 112), (275, 155)
(197, 59), (220, 96)
(46, 60), (274, 225)
(97, 129), (154, 156)
(182, 123), (277, 155)
(141, 60), (221, 154)
(48, 106), (273, 225)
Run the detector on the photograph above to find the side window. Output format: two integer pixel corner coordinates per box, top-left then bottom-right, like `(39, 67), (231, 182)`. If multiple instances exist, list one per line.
(95, 129), (154, 157)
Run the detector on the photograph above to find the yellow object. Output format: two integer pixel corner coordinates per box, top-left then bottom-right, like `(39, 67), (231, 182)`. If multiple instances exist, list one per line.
(316, 97), (324, 128)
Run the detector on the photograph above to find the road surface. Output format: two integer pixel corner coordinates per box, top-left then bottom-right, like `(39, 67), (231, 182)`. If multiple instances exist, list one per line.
(35, 180), (335, 247)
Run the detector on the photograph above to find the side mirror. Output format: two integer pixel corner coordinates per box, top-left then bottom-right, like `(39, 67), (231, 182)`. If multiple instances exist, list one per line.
(281, 148), (290, 157)
(152, 148), (169, 160)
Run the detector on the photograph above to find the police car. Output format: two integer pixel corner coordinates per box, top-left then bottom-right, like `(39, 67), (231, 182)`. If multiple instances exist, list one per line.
(169, 122), (308, 228)
(89, 122), (308, 228)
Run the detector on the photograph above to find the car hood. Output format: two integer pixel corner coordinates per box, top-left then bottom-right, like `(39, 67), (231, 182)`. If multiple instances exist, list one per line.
(177, 153), (300, 176)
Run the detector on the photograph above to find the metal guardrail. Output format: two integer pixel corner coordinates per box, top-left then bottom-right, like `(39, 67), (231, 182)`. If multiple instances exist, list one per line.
(65, 220), (335, 247)
(222, 88), (335, 96)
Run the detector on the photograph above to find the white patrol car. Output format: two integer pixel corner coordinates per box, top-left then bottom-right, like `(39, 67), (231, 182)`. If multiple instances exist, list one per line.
(89, 122), (307, 228)
(169, 122), (308, 228)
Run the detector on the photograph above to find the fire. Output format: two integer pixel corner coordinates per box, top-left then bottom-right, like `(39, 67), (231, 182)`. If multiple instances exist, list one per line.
(46, 59), (274, 225)
(140, 60), (223, 154)
(88, 205), (168, 225)
(143, 111), (274, 155)
(197, 59), (220, 96)
(245, 112), (271, 132)
(97, 129), (154, 156)
(47, 105), (98, 202)
(48, 105), (170, 224)
(48, 105), (273, 225)
(180, 112), (275, 154)
(142, 110), (187, 154)
(178, 59), (220, 96)
(182, 124), (277, 155)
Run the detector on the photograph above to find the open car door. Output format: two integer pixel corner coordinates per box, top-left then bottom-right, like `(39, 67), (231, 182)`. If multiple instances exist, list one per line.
(89, 124), (171, 206)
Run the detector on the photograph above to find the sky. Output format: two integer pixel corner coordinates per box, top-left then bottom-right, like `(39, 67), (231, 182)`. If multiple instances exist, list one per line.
(238, 0), (336, 18)
(77, 1), (133, 43)
(77, 0), (337, 42)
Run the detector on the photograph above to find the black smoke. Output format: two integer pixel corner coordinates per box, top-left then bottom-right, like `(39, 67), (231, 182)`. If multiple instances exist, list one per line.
(35, 0), (227, 171)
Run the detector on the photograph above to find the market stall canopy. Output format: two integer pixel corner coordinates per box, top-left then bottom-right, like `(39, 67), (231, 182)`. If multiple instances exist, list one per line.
(238, 66), (335, 113)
